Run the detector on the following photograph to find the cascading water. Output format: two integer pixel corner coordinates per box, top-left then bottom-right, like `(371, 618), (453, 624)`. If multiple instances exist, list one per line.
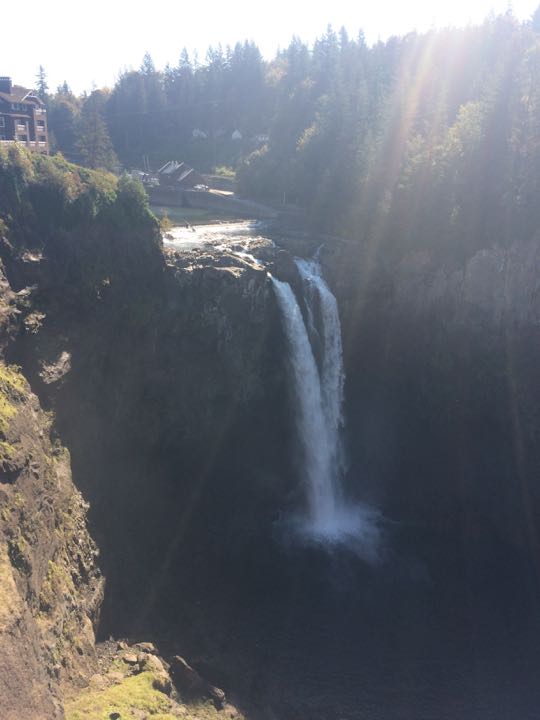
(271, 275), (340, 529)
(272, 257), (380, 556)
(296, 258), (347, 482)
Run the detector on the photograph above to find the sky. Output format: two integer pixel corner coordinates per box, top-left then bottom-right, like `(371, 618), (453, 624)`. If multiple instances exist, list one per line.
(2, 0), (539, 93)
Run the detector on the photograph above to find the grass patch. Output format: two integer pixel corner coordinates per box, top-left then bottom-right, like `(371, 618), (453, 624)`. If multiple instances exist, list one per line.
(65, 671), (175, 720)
(213, 166), (236, 179)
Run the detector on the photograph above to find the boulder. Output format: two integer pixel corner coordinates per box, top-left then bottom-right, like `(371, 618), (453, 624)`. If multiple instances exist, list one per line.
(135, 642), (157, 654)
(139, 653), (167, 676)
(152, 673), (172, 696)
(170, 655), (226, 708)
(122, 653), (139, 665)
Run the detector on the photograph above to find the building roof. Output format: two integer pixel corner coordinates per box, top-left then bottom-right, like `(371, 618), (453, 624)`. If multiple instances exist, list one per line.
(177, 169), (194, 183)
(176, 168), (202, 185)
(0, 85), (44, 106)
(157, 160), (187, 176)
(157, 161), (203, 187)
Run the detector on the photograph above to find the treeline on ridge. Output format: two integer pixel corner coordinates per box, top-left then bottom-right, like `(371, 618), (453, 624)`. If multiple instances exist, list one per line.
(39, 7), (540, 257)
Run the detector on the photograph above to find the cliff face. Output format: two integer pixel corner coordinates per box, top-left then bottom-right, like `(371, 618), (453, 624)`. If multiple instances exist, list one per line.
(0, 263), (102, 719)
(320, 234), (540, 568)
(0, 156), (290, 643)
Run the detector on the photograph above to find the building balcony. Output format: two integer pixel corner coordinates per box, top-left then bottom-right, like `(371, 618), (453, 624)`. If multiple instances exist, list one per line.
(0, 138), (49, 153)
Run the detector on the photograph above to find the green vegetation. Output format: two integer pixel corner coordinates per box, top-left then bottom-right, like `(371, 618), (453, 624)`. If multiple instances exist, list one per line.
(0, 143), (159, 231)
(39, 560), (75, 614)
(64, 646), (244, 720)
(234, 13), (540, 256)
(65, 671), (174, 719)
(0, 363), (27, 395)
(0, 441), (15, 461)
(76, 90), (118, 171)
(0, 390), (18, 435)
(0, 363), (27, 435)
(213, 166), (236, 179)
(43, 41), (267, 171)
(0, 146), (162, 311)
(65, 667), (238, 720)
(0, 143), (117, 227)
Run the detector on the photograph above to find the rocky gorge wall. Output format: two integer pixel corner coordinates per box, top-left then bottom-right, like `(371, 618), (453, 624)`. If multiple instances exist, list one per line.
(0, 155), (294, 643)
(318, 233), (540, 577)
(0, 267), (102, 720)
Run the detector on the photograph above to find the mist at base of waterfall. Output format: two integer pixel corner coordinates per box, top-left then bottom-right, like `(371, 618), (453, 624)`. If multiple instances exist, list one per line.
(275, 499), (384, 563)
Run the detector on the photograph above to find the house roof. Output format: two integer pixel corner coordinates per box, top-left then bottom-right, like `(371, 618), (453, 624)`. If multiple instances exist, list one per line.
(176, 168), (202, 184)
(157, 161), (203, 186)
(0, 85), (44, 106)
(157, 160), (186, 176)
(177, 169), (194, 183)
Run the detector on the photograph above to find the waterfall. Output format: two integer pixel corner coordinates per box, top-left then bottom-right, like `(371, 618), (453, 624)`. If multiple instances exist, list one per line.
(295, 258), (346, 481)
(271, 275), (340, 529)
(272, 258), (380, 555)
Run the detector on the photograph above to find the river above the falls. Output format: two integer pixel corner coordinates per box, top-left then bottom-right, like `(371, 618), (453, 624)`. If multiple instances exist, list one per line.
(163, 220), (271, 255)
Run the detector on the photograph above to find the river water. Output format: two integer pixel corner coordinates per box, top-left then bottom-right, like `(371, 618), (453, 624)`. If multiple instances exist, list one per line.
(163, 220), (268, 255)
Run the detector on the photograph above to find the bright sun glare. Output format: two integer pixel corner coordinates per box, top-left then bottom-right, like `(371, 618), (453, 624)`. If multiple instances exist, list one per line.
(2, 0), (539, 91)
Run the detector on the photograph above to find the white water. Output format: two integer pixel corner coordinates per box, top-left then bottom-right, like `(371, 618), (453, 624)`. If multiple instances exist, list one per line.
(272, 259), (380, 556)
(272, 276), (340, 528)
(163, 220), (269, 267)
(296, 258), (346, 481)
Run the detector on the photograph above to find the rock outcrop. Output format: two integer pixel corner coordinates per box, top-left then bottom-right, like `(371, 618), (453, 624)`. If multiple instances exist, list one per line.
(0, 336), (103, 719)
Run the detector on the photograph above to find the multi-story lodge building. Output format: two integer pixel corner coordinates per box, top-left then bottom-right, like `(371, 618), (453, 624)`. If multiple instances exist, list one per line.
(0, 77), (49, 154)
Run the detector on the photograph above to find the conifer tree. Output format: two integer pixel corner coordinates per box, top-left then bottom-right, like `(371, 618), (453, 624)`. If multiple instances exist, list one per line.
(35, 65), (49, 102)
(77, 91), (118, 171)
